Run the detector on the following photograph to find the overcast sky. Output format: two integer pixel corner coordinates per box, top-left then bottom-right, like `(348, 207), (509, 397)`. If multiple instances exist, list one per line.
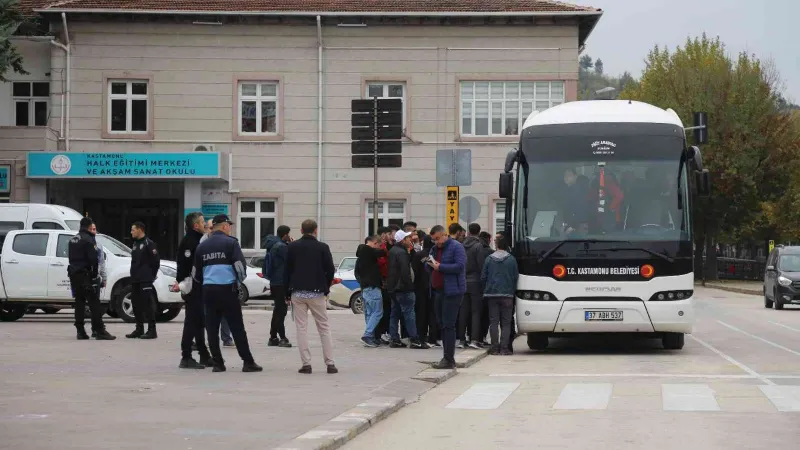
(570, 0), (798, 101)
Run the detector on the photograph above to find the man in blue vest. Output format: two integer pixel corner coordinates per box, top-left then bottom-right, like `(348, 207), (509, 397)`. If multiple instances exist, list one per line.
(193, 214), (262, 373)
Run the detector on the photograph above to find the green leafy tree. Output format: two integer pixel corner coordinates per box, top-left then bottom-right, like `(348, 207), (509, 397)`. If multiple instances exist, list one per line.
(594, 58), (604, 75)
(579, 54), (593, 70)
(0, 0), (28, 81)
(620, 34), (800, 279)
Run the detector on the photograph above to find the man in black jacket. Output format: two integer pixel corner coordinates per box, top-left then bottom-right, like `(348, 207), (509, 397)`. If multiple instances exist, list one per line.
(386, 230), (426, 349)
(264, 225), (292, 348)
(174, 212), (212, 369)
(285, 219), (338, 374)
(127, 221), (161, 340)
(459, 223), (492, 349)
(356, 235), (386, 347)
(68, 217), (115, 341)
(412, 232), (439, 347)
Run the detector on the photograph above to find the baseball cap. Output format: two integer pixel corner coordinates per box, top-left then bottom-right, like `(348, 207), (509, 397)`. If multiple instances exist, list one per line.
(394, 230), (412, 242)
(212, 214), (233, 225)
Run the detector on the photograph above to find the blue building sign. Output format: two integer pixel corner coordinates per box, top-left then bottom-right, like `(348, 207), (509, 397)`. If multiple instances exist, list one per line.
(26, 152), (222, 178)
(0, 166), (9, 193)
(202, 203), (229, 217)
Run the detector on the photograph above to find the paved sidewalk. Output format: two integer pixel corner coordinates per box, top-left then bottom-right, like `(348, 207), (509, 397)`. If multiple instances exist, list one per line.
(0, 309), (455, 450)
(700, 280), (761, 296)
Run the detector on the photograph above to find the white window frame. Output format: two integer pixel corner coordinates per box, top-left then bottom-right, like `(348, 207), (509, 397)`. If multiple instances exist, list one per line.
(493, 200), (514, 240)
(460, 81), (565, 137)
(12, 81), (49, 127)
(364, 82), (407, 129)
(238, 81), (280, 136)
(107, 79), (149, 134)
(237, 199), (277, 251)
(364, 200), (406, 235)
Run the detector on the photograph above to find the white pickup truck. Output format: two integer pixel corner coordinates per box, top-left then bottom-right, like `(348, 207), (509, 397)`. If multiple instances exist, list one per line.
(0, 229), (183, 323)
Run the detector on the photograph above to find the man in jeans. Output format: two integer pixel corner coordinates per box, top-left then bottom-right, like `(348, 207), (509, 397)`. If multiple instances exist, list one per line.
(481, 235), (518, 355)
(356, 235), (387, 347)
(427, 225), (467, 369)
(386, 230), (427, 349)
(285, 219), (338, 374)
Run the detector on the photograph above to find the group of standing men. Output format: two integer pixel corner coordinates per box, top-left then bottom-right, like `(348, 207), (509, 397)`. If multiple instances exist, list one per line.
(356, 221), (518, 369)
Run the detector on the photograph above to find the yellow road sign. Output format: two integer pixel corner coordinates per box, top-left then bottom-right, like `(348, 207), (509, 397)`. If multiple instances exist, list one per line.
(769, 240), (775, 253)
(446, 186), (459, 230)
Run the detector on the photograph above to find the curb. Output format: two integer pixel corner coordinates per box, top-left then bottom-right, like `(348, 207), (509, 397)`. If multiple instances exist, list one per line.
(702, 283), (761, 296)
(273, 348), (487, 450)
(242, 305), (274, 311)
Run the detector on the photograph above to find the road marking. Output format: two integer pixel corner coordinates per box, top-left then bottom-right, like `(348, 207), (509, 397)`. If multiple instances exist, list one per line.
(445, 382), (519, 410)
(552, 383), (612, 410)
(758, 385), (800, 412)
(490, 373), (758, 379)
(718, 320), (800, 358)
(662, 384), (720, 411)
(769, 321), (800, 333)
(688, 334), (775, 385)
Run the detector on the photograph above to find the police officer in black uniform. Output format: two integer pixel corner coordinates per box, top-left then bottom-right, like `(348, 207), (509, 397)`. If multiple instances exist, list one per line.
(126, 221), (161, 340)
(68, 217), (116, 340)
(175, 212), (213, 369)
(193, 214), (262, 373)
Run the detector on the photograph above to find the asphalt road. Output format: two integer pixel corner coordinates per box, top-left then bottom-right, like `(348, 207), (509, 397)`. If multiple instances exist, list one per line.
(342, 287), (800, 450)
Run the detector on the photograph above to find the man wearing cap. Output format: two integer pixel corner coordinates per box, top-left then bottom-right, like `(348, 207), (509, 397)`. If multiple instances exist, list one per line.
(193, 214), (262, 373)
(386, 229), (427, 349)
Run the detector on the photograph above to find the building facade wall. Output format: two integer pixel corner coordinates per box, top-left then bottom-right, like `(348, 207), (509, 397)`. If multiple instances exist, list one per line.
(9, 19), (580, 261)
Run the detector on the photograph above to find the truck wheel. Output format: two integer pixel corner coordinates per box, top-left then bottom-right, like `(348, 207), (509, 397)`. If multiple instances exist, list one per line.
(350, 292), (364, 315)
(527, 332), (549, 351)
(662, 333), (685, 350)
(774, 288), (785, 310)
(764, 287), (774, 308)
(0, 304), (27, 322)
(238, 285), (249, 305)
(114, 285), (136, 323)
(42, 307), (61, 314)
(156, 307), (182, 322)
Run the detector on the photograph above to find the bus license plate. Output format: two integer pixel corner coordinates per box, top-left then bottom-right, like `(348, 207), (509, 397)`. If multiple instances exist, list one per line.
(585, 311), (623, 321)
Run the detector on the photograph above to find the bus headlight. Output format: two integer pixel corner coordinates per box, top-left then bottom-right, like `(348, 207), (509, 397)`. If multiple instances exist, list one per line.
(778, 276), (792, 287)
(517, 290), (559, 301)
(649, 290), (693, 301)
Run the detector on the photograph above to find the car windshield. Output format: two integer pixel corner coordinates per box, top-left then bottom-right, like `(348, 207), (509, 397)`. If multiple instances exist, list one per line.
(780, 255), (800, 272)
(96, 234), (132, 257)
(65, 220), (81, 231)
(339, 258), (356, 272)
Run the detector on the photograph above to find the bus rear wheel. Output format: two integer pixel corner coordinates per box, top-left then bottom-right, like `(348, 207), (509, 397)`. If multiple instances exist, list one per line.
(527, 333), (549, 351)
(662, 333), (685, 350)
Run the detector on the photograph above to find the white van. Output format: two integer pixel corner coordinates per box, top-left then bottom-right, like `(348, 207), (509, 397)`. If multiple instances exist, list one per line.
(0, 204), (83, 248)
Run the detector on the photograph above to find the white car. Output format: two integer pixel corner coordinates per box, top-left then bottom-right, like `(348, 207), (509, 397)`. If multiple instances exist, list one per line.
(328, 257), (363, 314)
(241, 262), (271, 302)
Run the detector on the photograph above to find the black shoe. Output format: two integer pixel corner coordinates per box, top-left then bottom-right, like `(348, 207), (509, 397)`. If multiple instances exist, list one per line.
(179, 358), (205, 369)
(410, 339), (429, 349)
(199, 355), (213, 367)
(432, 359), (456, 370)
(488, 345), (501, 355)
(298, 365), (312, 374)
(139, 328), (157, 340)
(390, 340), (407, 348)
(126, 327), (144, 339)
(76, 327), (90, 340)
(94, 329), (117, 340)
(267, 337), (280, 347)
(327, 365), (339, 374)
(91, 331), (97, 338)
(278, 338), (292, 348)
(242, 361), (263, 372)
(212, 364), (227, 372)
(499, 349), (512, 356)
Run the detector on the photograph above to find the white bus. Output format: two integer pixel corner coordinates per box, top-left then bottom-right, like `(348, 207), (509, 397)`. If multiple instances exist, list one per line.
(497, 100), (710, 351)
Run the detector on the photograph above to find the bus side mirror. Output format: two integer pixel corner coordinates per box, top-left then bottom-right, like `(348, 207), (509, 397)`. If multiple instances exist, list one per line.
(504, 149), (517, 173)
(695, 169), (710, 197)
(499, 172), (514, 199)
(693, 112), (708, 145)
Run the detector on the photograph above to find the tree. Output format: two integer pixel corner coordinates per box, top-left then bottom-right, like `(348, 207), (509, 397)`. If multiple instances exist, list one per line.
(594, 58), (604, 75)
(620, 34), (800, 280)
(579, 54), (593, 70)
(0, 0), (28, 81)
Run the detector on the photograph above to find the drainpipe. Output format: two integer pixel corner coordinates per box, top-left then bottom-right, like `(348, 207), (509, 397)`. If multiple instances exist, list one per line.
(316, 15), (323, 238)
(49, 13), (70, 152)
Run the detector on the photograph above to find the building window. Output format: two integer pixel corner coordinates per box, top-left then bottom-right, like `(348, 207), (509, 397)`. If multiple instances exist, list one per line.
(238, 199), (276, 250)
(365, 200), (406, 235)
(13, 82), (49, 126)
(460, 81), (564, 137)
(108, 80), (149, 134)
(238, 81), (279, 135)
(365, 82), (406, 129)
(493, 201), (514, 240)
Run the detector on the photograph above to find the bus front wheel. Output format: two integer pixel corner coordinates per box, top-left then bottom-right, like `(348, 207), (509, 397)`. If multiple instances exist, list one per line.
(527, 333), (549, 351)
(662, 333), (685, 350)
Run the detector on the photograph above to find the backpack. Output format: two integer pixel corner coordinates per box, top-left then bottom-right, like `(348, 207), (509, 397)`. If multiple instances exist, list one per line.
(262, 250), (272, 280)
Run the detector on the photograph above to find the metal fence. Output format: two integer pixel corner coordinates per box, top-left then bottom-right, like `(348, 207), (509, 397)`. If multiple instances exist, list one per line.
(703, 257), (765, 281)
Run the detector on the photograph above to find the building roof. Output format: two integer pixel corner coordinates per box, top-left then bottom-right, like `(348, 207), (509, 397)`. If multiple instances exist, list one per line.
(523, 100), (684, 129)
(32, 1), (599, 14)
